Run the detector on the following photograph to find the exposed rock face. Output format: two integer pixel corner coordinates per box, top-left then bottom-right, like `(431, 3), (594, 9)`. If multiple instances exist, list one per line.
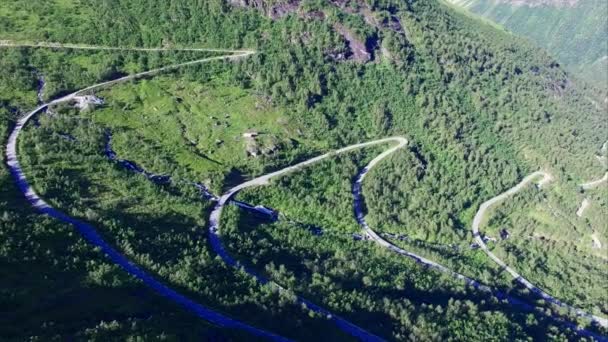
(227, 0), (263, 9)
(245, 137), (260, 157)
(328, 0), (357, 12)
(229, 0), (406, 64)
(301, 10), (325, 20)
(228, 0), (300, 19)
(73, 95), (104, 111)
(269, 1), (299, 19)
(360, 7), (403, 33)
(243, 131), (281, 157)
(334, 24), (371, 63)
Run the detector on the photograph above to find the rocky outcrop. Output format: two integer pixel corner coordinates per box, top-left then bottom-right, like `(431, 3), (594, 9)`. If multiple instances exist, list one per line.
(229, 0), (406, 64)
(333, 24), (371, 63)
(228, 0), (300, 20)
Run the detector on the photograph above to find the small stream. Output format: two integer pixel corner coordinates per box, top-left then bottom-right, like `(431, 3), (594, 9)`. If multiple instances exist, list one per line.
(104, 132), (184, 187)
(103, 131), (275, 214)
(31, 70), (47, 127)
(37, 73), (46, 104)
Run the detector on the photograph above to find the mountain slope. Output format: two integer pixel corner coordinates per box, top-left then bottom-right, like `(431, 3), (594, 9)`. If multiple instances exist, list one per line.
(1, 0), (607, 340)
(447, 0), (608, 89)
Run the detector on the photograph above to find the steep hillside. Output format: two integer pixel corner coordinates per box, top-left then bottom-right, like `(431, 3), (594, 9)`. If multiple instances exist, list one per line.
(447, 0), (608, 89)
(1, 0), (606, 340)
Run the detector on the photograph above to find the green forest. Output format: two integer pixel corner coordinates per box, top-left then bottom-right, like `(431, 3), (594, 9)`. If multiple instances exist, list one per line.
(1, 0), (606, 340)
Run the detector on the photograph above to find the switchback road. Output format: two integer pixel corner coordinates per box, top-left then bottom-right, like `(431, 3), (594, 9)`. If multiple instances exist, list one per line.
(4, 41), (606, 340)
(3, 42), (291, 341)
(471, 172), (608, 328)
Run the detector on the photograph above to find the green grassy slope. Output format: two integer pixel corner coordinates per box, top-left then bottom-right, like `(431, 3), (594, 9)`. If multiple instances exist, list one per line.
(1, 0), (607, 339)
(447, 0), (608, 88)
(0, 50), (258, 341)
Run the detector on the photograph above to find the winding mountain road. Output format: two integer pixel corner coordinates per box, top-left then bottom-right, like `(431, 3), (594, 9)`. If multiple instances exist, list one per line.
(352, 142), (493, 293)
(581, 141), (608, 190)
(4, 41), (607, 340)
(576, 140), (607, 217)
(3, 43), (294, 341)
(471, 171), (608, 328)
(580, 172), (608, 190)
(355, 161), (607, 337)
(208, 138), (414, 342)
(0, 40), (252, 54)
(210, 136), (607, 339)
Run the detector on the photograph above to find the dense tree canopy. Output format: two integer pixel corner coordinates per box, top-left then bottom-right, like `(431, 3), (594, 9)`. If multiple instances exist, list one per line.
(1, 0), (606, 340)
